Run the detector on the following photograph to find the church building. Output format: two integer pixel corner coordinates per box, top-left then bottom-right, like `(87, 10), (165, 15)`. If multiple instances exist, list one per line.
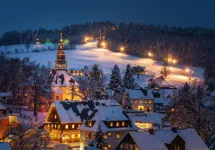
(51, 33), (83, 101)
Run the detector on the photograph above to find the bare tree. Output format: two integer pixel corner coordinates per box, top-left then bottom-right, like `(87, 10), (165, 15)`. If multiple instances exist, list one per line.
(166, 80), (215, 143)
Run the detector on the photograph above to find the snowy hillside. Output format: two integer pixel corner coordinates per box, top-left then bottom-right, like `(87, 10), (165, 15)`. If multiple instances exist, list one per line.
(1, 42), (204, 87)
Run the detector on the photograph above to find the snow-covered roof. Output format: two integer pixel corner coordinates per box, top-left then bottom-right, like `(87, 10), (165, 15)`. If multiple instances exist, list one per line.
(0, 92), (12, 97)
(129, 132), (164, 150)
(155, 128), (208, 150)
(130, 112), (165, 124)
(79, 103), (137, 132)
(126, 89), (153, 100)
(0, 142), (11, 150)
(47, 100), (120, 123)
(151, 90), (170, 105)
(51, 70), (78, 87)
(0, 103), (6, 110)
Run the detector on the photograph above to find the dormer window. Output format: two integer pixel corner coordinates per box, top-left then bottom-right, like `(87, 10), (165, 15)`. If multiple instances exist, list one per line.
(54, 115), (57, 119)
(116, 122), (119, 127)
(116, 132), (120, 139)
(122, 122), (125, 127)
(140, 100), (143, 103)
(72, 124), (75, 129)
(108, 132), (111, 137)
(87, 121), (92, 127)
(110, 122), (113, 127)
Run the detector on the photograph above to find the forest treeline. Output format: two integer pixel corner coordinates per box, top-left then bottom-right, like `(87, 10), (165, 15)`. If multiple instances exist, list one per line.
(1, 21), (215, 85)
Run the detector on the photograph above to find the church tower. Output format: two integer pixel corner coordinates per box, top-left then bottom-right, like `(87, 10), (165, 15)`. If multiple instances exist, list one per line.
(55, 33), (67, 69)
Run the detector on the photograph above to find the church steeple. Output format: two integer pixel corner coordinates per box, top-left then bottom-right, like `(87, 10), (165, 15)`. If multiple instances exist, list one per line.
(55, 33), (67, 69)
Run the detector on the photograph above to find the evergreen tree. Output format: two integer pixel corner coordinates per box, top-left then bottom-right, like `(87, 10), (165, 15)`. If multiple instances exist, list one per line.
(123, 92), (132, 110)
(93, 90), (103, 100)
(160, 61), (171, 79)
(95, 124), (106, 149)
(122, 64), (135, 89)
(109, 64), (121, 91)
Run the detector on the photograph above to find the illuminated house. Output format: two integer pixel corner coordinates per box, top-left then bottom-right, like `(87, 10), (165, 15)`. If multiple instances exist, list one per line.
(44, 100), (120, 147)
(122, 89), (154, 111)
(116, 129), (208, 150)
(79, 101), (137, 150)
(50, 33), (83, 101)
(0, 104), (19, 140)
(131, 66), (145, 75)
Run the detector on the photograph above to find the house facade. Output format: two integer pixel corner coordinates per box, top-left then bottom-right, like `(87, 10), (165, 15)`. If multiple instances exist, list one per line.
(79, 103), (137, 150)
(44, 100), (121, 148)
(122, 89), (154, 112)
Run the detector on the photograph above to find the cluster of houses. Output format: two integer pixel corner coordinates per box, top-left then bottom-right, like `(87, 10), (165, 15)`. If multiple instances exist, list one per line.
(0, 34), (210, 150)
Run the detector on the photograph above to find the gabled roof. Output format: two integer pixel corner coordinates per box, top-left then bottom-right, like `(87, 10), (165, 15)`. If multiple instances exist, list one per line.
(155, 128), (208, 150)
(125, 89), (153, 100)
(79, 104), (137, 132)
(128, 132), (164, 150)
(51, 87), (64, 94)
(51, 70), (78, 87)
(46, 100), (120, 123)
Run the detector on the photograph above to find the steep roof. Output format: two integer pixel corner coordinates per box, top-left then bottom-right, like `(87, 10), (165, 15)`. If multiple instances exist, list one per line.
(46, 100), (120, 123)
(130, 112), (165, 124)
(51, 70), (78, 87)
(155, 128), (208, 150)
(0, 103), (6, 110)
(79, 104), (137, 132)
(129, 132), (164, 150)
(0, 142), (11, 150)
(126, 89), (154, 100)
(0, 92), (12, 97)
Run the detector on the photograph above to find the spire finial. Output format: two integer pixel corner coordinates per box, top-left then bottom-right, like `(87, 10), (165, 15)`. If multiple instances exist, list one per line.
(60, 32), (63, 43)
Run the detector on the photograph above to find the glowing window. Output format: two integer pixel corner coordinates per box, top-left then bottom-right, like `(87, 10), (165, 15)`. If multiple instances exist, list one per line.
(149, 100), (152, 103)
(122, 122), (125, 127)
(54, 115), (57, 119)
(58, 125), (61, 129)
(116, 132), (120, 139)
(65, 124), (68, 129)
(145, 100), (148, 103)
(108, 144), (111, 148)
(72, 124), (75, 129)
(108, 132), (111, 136)
(140, 100), (143, 103)
(78, 134), (80, 138)
(110, 122), (113, 127)
(135, 100), (137, 104)
(116, 122), (119, 127)
(54, 124), (57, 128)
(104, 134), (108, 139)
(72, 134), (75, 139)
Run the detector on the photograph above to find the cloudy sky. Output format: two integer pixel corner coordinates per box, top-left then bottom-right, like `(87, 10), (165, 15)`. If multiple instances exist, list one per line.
(0, 0), (214, 35)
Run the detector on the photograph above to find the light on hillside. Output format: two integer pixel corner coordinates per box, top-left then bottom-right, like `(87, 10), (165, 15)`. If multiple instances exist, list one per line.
(120, 46), (124, 51)
(148, 52), (153, 57)
(172, 59), (177, 64)
(185, 68), (190, 73)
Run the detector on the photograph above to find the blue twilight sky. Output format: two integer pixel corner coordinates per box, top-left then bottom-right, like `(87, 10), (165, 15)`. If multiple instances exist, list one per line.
(0, 0), (214, 35)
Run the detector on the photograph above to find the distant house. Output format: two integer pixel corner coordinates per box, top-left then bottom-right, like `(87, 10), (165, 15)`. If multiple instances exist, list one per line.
(116, 128), (209, 150)
(69, 68), (84, 76)
(0, 92), (12, 104)
(79, 102), (137, 150)
(44, 100), (122, 148)
(131, 66), (145, 76)
(0, 104), (19, 140)
(122, 89), (154, 112)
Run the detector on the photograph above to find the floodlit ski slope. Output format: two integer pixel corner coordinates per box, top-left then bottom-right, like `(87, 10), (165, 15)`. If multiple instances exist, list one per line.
(4, 42), (204, 87)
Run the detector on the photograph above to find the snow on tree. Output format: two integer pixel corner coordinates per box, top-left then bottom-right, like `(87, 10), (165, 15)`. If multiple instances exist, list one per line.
(84, 140), (101, 150)
(109, 64), (122, 91)
(122, 64), (135, 89)
(160, 61), (171, 79)
(123, 92), (132, 110)
(147, 77), (163, 89)
(95, 124), (106, 149)
(77, 64), (105, 100)
(167, 80), (215, 143)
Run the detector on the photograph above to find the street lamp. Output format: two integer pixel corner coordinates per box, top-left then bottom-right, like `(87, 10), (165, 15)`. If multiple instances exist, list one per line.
(172, 59), (177, 64)
(84, 37), (89, 42)
(120, 46), (124, 51)
(148, 52), (153, 57)
(185, 68), (190, 73)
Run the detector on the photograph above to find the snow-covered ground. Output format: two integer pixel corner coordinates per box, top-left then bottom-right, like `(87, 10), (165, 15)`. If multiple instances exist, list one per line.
(2, 42), (204, 87)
